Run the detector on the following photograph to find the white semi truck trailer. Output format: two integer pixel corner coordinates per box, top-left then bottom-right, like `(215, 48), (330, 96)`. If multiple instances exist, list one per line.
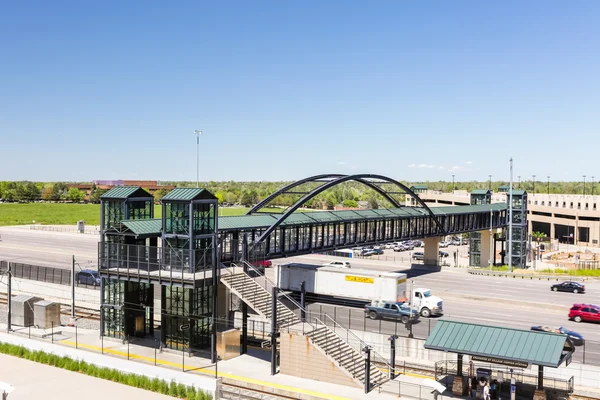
(275, 263), (443, 317)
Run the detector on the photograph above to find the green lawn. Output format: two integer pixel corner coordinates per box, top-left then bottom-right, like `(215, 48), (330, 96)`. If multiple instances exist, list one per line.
(0, 203), (303, 226)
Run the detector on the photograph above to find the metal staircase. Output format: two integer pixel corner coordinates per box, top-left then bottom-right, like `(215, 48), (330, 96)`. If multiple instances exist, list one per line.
(220, 261), (390, 390)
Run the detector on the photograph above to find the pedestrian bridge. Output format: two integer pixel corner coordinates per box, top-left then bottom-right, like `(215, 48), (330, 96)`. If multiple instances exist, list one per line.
(217, 174), (508, 264)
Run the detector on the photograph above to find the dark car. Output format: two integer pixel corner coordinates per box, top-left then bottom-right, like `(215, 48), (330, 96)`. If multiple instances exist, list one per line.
(531, 325), (585, 346)
(569, 304), (600, 323)
(439, 251), (449, 257)
(551, 281), (585, 294)
(76, 269), (101, 286)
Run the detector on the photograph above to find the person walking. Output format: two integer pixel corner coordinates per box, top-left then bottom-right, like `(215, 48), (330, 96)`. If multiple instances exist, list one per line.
(471, 376), (478, 399)
(483, 381), (491, 400)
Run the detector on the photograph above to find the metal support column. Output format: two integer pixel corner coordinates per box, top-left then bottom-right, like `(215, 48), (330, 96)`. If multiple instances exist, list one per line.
(71, 255), (76, 318)
(7, 262), (11, 332)
(457, 354), (463, 376)
(241, 233), (249, 355)
(538, 365), (544, 390)
(271, 286), (278, 376)
(300, 281), (306, 322)
(389, 335), (397, 379)
(364, 346), (371, 394)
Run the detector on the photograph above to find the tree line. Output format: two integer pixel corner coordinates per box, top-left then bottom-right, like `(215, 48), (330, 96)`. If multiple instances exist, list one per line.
(1, 179), (597, 208)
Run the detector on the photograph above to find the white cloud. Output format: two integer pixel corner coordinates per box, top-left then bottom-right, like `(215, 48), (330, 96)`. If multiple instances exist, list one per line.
(438, 166), (445, 170)
(337, 161), (346, 165)
(448, 165), (462, 172)
(409, 163), (437, 169)
(465, 161), (473, 165)
(408, 164), (416, 168)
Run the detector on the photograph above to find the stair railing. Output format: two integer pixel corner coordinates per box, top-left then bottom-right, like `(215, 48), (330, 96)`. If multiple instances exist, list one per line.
(232, 260), (391, 386)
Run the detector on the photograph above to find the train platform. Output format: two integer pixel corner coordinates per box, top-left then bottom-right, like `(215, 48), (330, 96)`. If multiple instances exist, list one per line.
(0, 323), (443, 400)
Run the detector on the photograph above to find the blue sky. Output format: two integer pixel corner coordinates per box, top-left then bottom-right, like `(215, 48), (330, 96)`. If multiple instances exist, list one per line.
(1, 1), (599, 183)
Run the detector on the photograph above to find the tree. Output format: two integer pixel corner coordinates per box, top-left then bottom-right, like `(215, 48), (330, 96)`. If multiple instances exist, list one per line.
(90, 188), (108, 203)
(52, 182), (69, 201)
(66, 188), (85, 202)
(240, 191), (254, 207)
(153, 187), (169, 203)
(342, 199), (359, 208)
(325, 196), (335, 210)
(41, 185), (54, 201)
(367, 196), (379, 209)
(214, 191), (224, 204)
(532, 231), (547, 242)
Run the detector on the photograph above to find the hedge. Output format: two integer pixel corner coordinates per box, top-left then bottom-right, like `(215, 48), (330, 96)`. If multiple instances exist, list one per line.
(0, 342), (212, 399)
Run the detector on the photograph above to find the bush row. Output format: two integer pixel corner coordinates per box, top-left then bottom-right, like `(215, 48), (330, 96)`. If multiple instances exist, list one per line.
(0, 342), (212, 399)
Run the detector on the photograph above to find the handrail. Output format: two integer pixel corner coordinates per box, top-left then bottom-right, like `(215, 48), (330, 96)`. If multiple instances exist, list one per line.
(232, 260), (392, 382)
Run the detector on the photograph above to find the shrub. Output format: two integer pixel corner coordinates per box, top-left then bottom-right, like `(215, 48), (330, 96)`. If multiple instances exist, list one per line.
(169, 380), (179, 397)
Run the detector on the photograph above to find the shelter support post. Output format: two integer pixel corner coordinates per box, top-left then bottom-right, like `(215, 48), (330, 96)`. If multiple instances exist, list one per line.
(457, 354), (463, 376)
(533, 365), (547, 400)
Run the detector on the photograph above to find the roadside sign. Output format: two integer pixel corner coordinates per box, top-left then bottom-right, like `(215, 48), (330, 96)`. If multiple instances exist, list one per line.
(179, 324), (190, 331)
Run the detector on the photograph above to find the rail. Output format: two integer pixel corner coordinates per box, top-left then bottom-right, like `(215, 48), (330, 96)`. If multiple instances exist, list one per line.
(467, 269), (594, 281)
(232, 260), (393, 386)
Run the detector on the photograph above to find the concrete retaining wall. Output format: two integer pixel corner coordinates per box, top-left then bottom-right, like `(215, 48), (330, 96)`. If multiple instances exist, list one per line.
(279, 331), (359, 389)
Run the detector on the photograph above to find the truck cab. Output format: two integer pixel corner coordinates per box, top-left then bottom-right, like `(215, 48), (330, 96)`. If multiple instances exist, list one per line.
(412, 288), (443, 318)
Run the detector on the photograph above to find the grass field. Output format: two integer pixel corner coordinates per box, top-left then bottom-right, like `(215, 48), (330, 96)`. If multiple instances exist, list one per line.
(0, 203), (287, 226)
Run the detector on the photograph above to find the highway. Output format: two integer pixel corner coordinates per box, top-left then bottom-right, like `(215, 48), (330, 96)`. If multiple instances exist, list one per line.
(0, 226), (98, 268)
(277, 254), (600, 365)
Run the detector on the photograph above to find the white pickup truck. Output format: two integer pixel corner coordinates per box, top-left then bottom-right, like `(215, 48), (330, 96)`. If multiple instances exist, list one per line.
(412, 288), (443, 318)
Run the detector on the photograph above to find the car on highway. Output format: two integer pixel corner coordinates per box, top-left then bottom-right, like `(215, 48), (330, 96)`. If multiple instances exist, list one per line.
(412, 252), (424, 260)
(364, 301), (420, 323)
(76, 269), (101, 286)
(322, 261), (351, 268)
(551, 281), (585, 294)
(530, 326), (585, 346)
(569, 304), (600, 323)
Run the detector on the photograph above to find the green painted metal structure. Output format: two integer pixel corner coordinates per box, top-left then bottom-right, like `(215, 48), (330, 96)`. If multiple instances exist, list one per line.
(424, 320), (573, 368)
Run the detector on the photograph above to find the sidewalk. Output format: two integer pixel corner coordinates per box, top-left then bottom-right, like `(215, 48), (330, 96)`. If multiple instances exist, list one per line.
(0, 323), (438, 400)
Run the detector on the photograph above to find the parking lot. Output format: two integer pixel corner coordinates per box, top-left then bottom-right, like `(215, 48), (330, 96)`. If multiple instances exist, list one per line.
(351, 238), (470, 267)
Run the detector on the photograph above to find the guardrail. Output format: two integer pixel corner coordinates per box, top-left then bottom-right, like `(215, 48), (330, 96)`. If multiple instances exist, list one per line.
(467, 269), (594, 281)
(0, 261), (100, 290)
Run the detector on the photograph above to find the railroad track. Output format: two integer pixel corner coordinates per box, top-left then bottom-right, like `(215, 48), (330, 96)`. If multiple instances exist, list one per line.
(219, 382), (302, 400)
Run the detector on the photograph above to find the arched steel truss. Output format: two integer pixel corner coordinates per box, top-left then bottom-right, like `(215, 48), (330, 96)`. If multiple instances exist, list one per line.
(248, 173), (447, 248)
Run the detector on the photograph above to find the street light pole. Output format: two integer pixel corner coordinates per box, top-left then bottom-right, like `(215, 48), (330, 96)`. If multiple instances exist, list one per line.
(547, 176), (550, 195)
(592, 176), (595, 196)
(452, 174), (455, 192)
(583, 175), (587, 197)
(517, 176), (521, 189)
(532, 175), (536, 194)
(488, 175), (492, 190)
(508, 158), (514, 273)
(193, 130), (203, 188)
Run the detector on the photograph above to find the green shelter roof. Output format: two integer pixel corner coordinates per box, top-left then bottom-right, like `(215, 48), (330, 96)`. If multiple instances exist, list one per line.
(410, 185), (428, 190)
(161, 188), (217, 202)
(498, 185), (510, 189)
(424, 320), (573, 368)
(100, 186), (152, 200)
(121, 219), (162, 238)
(471, 189), (491, 195)
(509, 189), (527, 196)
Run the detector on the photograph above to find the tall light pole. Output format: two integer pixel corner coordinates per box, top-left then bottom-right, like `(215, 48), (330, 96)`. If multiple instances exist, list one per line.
(592, 176), (596, 196)
(508, 158), (514, 273)
(547, 176), (550, 195)
(193, 130), (203, 188)
(532, 175), (536, 194)
(518, 176), (521, 189)
(488, 175), (492, 190)
(452, 174), (455, 191)
(583, 175), (587, 197)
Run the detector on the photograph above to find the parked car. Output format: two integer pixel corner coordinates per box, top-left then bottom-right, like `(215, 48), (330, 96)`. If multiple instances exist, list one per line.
(384, 243), (394, 249)
(530, 326), (585, 346)
(412, 252), (424, 260)
(366, 248), (384, 255)
(402, 242), (415, 250)
(439, 251), (449, 257)
(323, 261), (351, 268)
(76, 269), (101, 286)
(551, 281), (585, 294)
(569, 304), (600, 323)
(393, 245), (406, 252)
(413, 241), (424, 248)
(439, 241), (449, 248)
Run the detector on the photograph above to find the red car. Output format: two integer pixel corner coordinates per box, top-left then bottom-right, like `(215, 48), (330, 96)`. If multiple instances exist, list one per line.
(251, 260), (272, 268)
(569, 304), (600, 323)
